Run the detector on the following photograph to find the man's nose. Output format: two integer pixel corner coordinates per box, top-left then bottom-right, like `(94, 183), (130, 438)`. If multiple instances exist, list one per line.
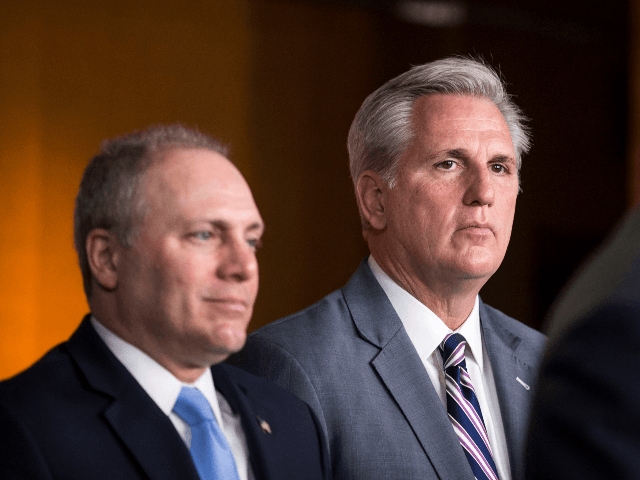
(216, 238), (258, 282)
(463, 166), (495, 207)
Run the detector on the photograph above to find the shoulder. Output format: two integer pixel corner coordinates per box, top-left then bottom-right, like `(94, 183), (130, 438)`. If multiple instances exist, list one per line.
(550, 300), (640, 359)
(0, 341), (102, 470)
(0, 400), (54, 479)
(251, 259), (379, 347)
(0, 343), (75, 410)
(526, 301), (640, 479)
(217, 362), (295, 396)
(480, 300), (547, 359)
(216, 362), (313, 409)
(480, 301), (546, 342)
(251, 286), (354, 347)
(215, 364), (329, 479)
(215, 362), (324, 442)
(227, 280), (376, 396)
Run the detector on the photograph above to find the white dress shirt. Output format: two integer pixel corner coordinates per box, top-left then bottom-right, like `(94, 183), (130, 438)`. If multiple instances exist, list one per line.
(368, 256), (512, 480)
(91, 317), (254, 480)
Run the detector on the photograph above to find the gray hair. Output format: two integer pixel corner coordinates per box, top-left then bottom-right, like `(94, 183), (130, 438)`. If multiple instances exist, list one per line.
(74, 124), (227, 299)
(347, 56), (530, 188)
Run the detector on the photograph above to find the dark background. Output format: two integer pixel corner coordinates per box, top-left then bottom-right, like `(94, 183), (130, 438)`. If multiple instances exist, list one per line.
(0, 0), (631, 377)
(249, 0), (629, 332)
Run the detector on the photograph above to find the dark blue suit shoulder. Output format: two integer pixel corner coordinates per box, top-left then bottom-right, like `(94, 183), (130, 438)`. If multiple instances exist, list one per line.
(217, 362), (304, 402)
(0, 343), (75, 403)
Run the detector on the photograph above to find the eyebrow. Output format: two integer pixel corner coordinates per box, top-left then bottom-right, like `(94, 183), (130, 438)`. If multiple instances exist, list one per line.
(209, 220), (265, 234)
(246, 222), (265, 235)
(442, 149), (515, 163)
(489, 154), (516, 164)
(444, 148), (468, 160)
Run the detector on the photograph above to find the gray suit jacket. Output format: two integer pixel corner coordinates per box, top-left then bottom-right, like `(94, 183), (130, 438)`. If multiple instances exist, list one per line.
(230, 259), (546, 480)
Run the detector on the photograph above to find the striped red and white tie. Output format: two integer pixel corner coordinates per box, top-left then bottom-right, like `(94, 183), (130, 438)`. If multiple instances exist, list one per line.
(440, 333), (499, 480)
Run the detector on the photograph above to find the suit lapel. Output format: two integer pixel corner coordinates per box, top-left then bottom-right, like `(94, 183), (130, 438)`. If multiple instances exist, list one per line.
(345, 260), (474, 480)
(211, 363), (277, 480)
(371, 332), (474, 480)
(66, 316), (200, 480)
(481, 302), (535, 480)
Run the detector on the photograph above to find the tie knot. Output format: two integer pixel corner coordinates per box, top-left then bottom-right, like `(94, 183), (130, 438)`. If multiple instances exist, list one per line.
(439, 333), (467, 369)
(173, 387), (214, 427)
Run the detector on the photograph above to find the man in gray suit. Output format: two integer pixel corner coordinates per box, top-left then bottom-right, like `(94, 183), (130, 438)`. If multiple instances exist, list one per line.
(230, 57), (546, 480)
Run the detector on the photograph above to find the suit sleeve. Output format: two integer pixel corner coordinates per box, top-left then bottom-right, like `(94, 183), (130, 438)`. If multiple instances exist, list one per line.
(0, 402), (54, 480)
(526, 303), (640, 480)
(230, 334), (329, 451)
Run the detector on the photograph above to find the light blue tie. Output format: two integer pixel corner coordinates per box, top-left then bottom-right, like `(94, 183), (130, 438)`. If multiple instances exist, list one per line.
(173, 386), (241, 480)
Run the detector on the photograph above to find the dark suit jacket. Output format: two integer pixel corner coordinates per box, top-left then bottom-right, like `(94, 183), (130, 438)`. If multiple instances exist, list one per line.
(0, 316), (329, 480)
(230, 259), (546, 480)
(526, 207), (640, 479)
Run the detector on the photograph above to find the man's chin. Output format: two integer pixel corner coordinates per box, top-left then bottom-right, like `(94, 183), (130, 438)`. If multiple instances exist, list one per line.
(452, 263), (499, 282)
(454, 250), (502, 277)
(206, 328), (248, 358)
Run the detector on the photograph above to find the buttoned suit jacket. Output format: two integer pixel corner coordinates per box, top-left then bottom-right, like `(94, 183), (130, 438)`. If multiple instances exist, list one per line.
(230, 259), (546, 480)
(0, 316), (329, 480)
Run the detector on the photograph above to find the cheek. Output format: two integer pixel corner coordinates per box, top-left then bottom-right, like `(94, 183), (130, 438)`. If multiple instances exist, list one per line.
(151, 254), (205, 302)
(249, 277), (260, 301)
(497, 197), (518, 244)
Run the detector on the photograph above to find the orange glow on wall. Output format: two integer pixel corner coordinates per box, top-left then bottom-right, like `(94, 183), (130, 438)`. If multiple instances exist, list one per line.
(0, 0), (252, 380)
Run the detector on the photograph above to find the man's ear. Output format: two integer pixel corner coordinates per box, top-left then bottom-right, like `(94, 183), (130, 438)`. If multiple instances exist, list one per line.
(86, 228), (120, 291)
(356, 170), (388, 231)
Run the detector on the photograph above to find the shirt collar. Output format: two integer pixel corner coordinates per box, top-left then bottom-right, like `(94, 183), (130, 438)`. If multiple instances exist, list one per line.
(455, 295), (483, 369)
(368, 255), (484, 370)
(90, 316), (223, 424)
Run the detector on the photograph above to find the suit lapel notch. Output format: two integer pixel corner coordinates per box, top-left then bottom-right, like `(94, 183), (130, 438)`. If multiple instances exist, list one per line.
(372, 330), (475, 480)
(343, 259), (404, 348)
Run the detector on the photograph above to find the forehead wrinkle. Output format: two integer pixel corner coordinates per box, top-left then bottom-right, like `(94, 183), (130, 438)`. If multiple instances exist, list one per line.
(457, 125), (508, 133)
(441, 119), (510, 135)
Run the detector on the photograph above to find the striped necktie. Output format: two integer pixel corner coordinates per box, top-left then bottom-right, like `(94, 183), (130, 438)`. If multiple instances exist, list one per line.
(173, 386), (241, 480)
(440, 333), (499, 480)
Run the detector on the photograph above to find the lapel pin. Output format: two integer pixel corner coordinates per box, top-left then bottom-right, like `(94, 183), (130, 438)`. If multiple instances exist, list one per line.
(257, 415), (272, 434)
(516, 377), (530, 390)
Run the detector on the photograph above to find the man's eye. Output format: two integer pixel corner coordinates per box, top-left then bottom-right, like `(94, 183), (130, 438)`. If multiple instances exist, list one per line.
(491, 164), (506, 173)
(247, 238), (263, 250)
(192, 231), (213, 241)
(437, 160), (456, 170)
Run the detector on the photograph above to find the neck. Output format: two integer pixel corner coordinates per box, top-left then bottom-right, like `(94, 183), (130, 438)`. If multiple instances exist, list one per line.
(370, 252), (484, 330)
(90, 297), (213, 384)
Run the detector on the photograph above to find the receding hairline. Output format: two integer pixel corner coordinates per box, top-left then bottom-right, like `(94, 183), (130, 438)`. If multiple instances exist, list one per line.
(409, 93), (517, 141)
(133, 143), (245, 199)
(142, 143), (231, 165)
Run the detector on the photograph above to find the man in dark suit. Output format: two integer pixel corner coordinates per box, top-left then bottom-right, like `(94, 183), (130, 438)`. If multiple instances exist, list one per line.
(0, 125), (329, 480)
(230, 57), (546, 480)
(526, 206), (640, 479)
